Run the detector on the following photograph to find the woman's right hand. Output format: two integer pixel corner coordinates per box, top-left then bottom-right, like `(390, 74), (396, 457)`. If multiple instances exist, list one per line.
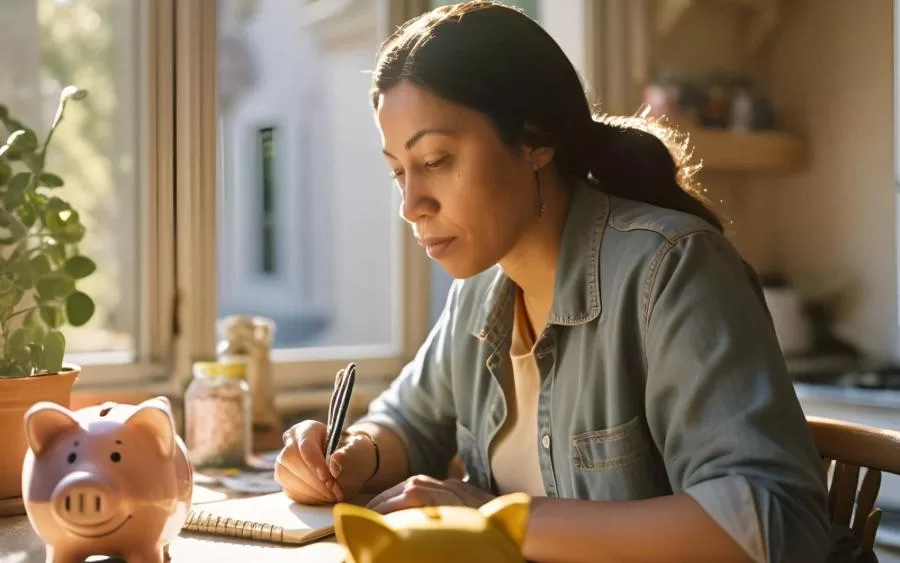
(274, 420), (377, 505)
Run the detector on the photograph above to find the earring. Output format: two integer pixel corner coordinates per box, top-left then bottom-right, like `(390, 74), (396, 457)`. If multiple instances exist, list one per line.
(534, 167), (545, 217)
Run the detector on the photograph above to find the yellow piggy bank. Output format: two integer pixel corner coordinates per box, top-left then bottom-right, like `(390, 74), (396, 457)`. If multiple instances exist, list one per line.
(333, 492), (531, 563)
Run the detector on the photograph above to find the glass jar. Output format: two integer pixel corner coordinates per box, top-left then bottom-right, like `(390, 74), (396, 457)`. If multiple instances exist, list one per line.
(217, 315), (282, 451)
(184, 361), (251, 468)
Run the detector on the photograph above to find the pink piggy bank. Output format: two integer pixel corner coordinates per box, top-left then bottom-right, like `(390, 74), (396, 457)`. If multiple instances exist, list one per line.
(21, 396), (193, 563)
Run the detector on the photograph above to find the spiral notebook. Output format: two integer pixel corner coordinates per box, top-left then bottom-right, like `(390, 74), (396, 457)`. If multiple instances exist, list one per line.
(181, 492), (336, 546)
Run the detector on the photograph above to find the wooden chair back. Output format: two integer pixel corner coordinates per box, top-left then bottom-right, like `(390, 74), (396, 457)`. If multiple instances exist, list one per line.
(808, 416), (900, 552)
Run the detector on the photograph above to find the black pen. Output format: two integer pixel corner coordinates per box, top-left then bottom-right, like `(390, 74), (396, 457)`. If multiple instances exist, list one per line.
(325, 362), (356, 462)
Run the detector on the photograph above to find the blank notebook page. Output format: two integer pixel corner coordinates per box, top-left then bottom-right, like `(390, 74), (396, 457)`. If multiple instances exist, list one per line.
(173, 492), (345, 560)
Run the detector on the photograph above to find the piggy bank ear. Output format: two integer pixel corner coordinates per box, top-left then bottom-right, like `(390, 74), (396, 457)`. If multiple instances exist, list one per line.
(124, 397), (176, 458)
(24, 402), (79, 456)
(480, 492), (531, 548)
(333, 503), (397, 562)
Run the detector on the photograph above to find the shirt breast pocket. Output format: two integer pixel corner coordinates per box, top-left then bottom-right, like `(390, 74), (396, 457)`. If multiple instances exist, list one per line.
(570, 416), (662, 501)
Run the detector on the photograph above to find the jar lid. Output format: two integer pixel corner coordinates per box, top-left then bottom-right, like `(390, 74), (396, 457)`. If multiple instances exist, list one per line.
(192, 361), (246, 379)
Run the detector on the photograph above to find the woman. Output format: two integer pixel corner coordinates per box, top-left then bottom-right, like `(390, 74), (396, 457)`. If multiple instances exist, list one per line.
(275, 2), (830, 562)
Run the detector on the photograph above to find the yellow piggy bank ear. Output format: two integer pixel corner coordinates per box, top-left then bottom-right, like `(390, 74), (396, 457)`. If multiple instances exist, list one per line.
(333, 503), (398, 563)
(480, 492), (531, 548)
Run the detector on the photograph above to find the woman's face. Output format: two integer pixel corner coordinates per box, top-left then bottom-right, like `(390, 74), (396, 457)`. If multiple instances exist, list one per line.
(376, 81), (540, 279)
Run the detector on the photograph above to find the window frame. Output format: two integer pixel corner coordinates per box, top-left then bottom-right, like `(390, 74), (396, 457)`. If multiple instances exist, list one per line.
(69, 0), (178, 392)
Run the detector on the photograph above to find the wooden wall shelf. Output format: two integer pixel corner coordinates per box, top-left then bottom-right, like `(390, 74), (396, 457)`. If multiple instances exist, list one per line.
(687, 129), (805, 173)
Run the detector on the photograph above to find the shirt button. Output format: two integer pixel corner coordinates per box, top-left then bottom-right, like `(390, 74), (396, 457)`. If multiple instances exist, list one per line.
(541, 434), (551, 449)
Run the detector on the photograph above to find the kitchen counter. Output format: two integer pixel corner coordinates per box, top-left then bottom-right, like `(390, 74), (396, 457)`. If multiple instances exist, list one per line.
(794, 381), (900, 410)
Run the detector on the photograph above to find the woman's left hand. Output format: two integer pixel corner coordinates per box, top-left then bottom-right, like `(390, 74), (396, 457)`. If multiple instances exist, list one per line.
(365, 475), (495, 514)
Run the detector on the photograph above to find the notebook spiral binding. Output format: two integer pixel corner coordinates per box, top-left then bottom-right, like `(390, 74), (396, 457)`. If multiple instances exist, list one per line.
(183, 508), (286, 544)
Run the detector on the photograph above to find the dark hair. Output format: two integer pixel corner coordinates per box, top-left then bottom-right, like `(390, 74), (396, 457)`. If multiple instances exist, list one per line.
(370, 1), (723, 231)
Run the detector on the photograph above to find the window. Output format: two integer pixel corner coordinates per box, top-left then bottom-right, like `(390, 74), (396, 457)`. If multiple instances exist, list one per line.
(0, 0), (174, 386)
(214, 0), (432, 391)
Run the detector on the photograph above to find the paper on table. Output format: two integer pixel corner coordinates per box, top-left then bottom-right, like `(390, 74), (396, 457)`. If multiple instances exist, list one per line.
(180, 492), (335, 545)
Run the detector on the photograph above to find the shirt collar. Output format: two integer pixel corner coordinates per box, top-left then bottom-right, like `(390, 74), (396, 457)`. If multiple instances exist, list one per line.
(468, 182), (609, 343)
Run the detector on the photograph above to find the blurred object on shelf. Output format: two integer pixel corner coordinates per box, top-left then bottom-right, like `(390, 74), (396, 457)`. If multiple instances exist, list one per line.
(760, 273), (814, 356)
(642, 69), (780, 132)
(760, 271), (862, 360)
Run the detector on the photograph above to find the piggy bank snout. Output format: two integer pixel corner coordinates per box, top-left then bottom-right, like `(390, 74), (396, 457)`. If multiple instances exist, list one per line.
(52, 472), (124, 528)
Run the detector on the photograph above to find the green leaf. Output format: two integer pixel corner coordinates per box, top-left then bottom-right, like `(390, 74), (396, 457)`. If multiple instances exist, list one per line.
(64, 256), (96, 279)
(6, 129), (38, 153)
(43, 331), (65, 373)
(3, 185), (24, 209)
(44, 205), (85, 244)
(44, 208), (70, 231)
(66, 291), (94, 327)
(12, 260), (36, 290)
(35, 277), (57, 299)
(36, 275), (75, 300)
(5, 172), (30, 207)
(30, 254), (52, 275)
(6, 328), (29, 361)
(0, 209), (27, 244)
(0, 158), (10, 186)
(6, 328), (28, 349)
(22, 309), (45, 343)
(0, 105), (7, 120)
(16, 203), (36, 228)
(39, 304), (63, 328)
(8, 172), (30, 193)
(46, 196), (71, 212)
(53, 223), (85, 244)
(39, 173), (64, 188)
(3, 172), (31, 209)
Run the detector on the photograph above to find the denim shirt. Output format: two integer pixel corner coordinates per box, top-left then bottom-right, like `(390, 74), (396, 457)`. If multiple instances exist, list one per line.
(357, 182), (830, 563)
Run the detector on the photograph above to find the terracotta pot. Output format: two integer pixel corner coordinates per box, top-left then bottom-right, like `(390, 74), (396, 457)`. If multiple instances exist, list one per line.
(0, 365), (79, 501)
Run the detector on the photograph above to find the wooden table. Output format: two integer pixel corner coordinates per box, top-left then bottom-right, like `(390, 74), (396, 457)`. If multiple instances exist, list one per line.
(0, 484), (349, 562)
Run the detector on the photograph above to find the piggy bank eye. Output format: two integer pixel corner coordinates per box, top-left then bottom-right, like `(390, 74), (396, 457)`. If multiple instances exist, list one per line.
(67, 452), (77, 464)
(110, 452), (122, 463)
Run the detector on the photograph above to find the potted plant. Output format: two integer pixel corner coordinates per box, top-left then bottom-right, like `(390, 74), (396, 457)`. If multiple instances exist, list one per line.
(0, 86), (95, 506)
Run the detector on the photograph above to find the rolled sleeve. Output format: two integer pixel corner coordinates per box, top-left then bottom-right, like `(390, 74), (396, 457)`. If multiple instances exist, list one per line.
(685, 475), (765, 562)
(354, 281), (461, 479)
(643, 230), (830, 563)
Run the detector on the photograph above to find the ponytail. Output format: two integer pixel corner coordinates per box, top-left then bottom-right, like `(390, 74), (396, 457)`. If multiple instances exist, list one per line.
(581, 117), (723, 232)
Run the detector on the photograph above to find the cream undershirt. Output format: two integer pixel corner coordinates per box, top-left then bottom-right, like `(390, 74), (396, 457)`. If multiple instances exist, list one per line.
(488, 288), (547, 497)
